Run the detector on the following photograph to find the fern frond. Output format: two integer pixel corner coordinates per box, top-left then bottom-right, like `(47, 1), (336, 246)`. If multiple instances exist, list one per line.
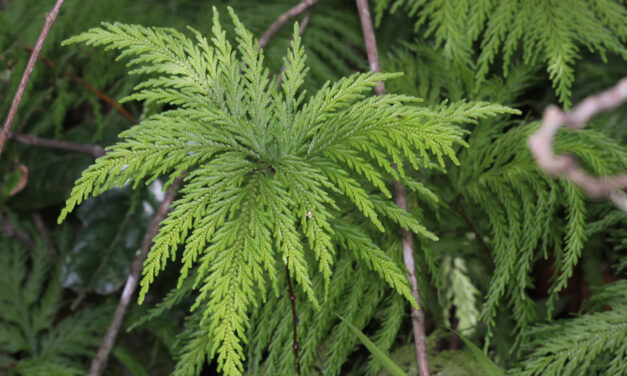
(377, 0), (627, 106)
(60, 7), (512, 374)
(513, 281), (627, 376)
(0, 238), (111, 372)
(460, 119), (626, 343)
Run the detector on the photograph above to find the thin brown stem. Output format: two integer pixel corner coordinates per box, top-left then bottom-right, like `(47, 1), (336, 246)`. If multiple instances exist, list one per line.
(355, 0), (385, 96)
(355, 0), (430, 375)
(24, 47), (138, 124)
(88, 177), (183, 376)
(393, 182), (431, 376)
(258, 0), (320, 50)
(0, 0), (65, 155)
(9, 132), (105, 157)
(285, 265), (302, 376)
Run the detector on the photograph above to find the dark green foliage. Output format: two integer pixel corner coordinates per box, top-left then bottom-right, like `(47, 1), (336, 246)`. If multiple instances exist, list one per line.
(375, 0), (627, 106)
(0, 238), (112, 375)
(383, 40), (627, 357)
(61, 187), (158, 296)
(512, 280), (627, 376)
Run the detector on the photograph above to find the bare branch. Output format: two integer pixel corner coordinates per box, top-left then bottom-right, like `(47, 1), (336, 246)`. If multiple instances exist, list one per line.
(529, 78), (627, 210)
(10, 132), (105, 157)
(355, 0), (385, 96)
(88, 177), (183, 376)
(393, 181), (432, 376)
(258, 0), (320, 50)
(355, 0), (430, 374)
(0, 0), (66, 155)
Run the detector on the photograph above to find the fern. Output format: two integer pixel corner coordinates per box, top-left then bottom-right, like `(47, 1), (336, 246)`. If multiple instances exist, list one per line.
(57, 7), (515, 375)
(440, 256), (480, 333)
(0, 238), (112, 375)
(512, 280), (627, 376)
(383, 40), (627, 354)
(375, 0), (627, 106)
(460, 120), (627, 343)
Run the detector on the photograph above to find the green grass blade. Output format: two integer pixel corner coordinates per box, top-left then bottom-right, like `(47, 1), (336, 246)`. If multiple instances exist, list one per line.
(337, 315), (408, 376)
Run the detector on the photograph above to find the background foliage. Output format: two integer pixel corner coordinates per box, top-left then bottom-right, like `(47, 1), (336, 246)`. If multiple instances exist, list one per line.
(0, 0), (625, 375)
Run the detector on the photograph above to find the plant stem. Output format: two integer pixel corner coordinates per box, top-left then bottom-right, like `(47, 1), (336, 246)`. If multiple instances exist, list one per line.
(88, 177), (183, 376)
(285, 265), (302, 375)
(24, 46), (138, 124)
(258, 0), (320, 49)
(0, 0), (65, 155)
(393, 181), (431, 376)
(9, 132), (105, 157)
(355, 1), (430, 375)
(529, 77), (627, 210)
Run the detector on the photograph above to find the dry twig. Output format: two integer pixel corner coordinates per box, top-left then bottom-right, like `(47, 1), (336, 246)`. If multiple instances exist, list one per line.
(88, 177), (183, 376)
(258, 0), (320, 49)
(355, 1), (430, 375)
(0, 0), (66, 155)
(9, 132), (105, 157)
(529, 78), (627, 211)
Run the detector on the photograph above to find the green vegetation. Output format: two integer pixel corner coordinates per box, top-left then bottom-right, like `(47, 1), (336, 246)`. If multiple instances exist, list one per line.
(1, 1), (625, 375)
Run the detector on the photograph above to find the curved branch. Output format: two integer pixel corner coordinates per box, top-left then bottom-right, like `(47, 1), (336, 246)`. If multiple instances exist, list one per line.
(529, 78), (627, 210)
(10, 132), (105, 157)
(258, 0), (320, 49)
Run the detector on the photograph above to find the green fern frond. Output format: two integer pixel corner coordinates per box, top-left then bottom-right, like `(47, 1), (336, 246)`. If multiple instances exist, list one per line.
(513, 280), (627, 376)
(59, 7), (513, 375)
(0, 238), (111, 374)
(460, 120), (626, 343)
(377, 0), (627, 106)
(440, 256), (480, 333)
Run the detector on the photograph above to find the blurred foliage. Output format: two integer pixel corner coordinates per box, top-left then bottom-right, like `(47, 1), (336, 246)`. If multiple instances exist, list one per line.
(0, 236), (113, 375)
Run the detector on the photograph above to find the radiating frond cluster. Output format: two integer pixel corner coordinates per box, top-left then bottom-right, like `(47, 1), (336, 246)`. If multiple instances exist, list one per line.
(375, 0), (627, 106)
(59, 8), (515, 375)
